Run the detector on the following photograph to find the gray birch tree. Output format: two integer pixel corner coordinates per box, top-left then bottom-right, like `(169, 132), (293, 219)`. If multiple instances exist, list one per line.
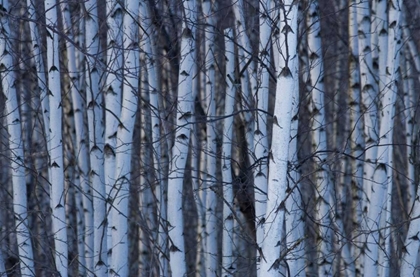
(110, 0), (139, 274)
(84, 0), (107, 274)
(167, 0), (197, 275)
(222, 28), (236, 277)
(104, 0), (123, 267)
(202, 1), (218, 275)
(307, 1), (334, 275)
(260, 1), (298, 276)
(365, 1), (401, 276)
(1, 0), (35, 275)
(45, 0), (68, 274)
(255, 1), (271, 273)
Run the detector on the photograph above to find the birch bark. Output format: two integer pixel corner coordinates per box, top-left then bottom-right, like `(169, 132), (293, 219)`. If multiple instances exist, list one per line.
(365, 1), (401, 275)
(59, 3), (91, 273)
(233, 0), (256, 167)
(1, 1), (35, 274)
(357, 1), (380, 274)
(84, 0), (107, 273)
(260, 2), (297, 276)
(222, 28), (236, 276)
(255, 1), (271, 271)
(167, 1), (196, 274)
(282, 2), (305, 275)
(139, 2), (168, 275)
(307, 2), (334, 275)
(45, 0), (68, 275)
(349, 1), (367, 274)
(110, 0), (139, 274)
(104, 0), (123, 267)
(202, 1), (218, 275)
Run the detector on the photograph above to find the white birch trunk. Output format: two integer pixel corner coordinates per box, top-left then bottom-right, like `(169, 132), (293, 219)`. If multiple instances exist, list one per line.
(375, 0), (388, 95)
(356, 1), (380, 274)
(167, 1), (196, 272)
(222, 28), (236, 277)
(283, 4), (305, 275)
(285, 117), (306, 277)
(366, 1), (401, 275)
(104, 0), (123, 267)
(84, 0), (107, 274)
(45, 0), (68, 275)
(260, 2), (297, 276)
(26, 3), (53, 268)
(194, 117), (207, 277)
(1, 1), (35, 275)
(255, 1), (271, 272)
(26, 0), (50, 154)
(193, 55), (207, 274)
(196, 67), (208, 275)
(139, 2), (168, 275)
(59, 3), (91, 274)
(233, 0), (256, 166)
(370, 0), (379, 82)
(202, 1), (218, 275)
(110, 0), (139, 275)
(307, 2), (334, 275)
(348, 1), (365, 274)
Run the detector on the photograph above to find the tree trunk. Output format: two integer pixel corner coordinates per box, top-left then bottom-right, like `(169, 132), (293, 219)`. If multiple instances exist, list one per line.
(110, 0), (139, 275)
(366, 1), (401, 275)
(259, 2), (298, 276)
(84, 0), (107, 274)
(1, 1), (35, 275)
(307, 2), (334, 275)
(222, 28), (236, 277)
(167, 1), (197, 274)
(104, 0), (123, 267)
(45, 0), (68, 275)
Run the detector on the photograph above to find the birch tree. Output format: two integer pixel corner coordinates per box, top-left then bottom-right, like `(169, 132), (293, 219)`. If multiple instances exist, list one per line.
(222, 28), (236, 276)
(59, 2), (91, 273)
(84, 0), (107, 274)
(356, 0), (380, 273)
(139, 2), (168, 275)
(1, 0), (34, 275)
(110, 0), (139, 274)
(347, 1), (366, 274)
(104, 0), (123, 267)
(254, 1), (271, 271)
(167, 0), (197, 274)
(307, 1), (334, 275)
(45, 0), (68, 275)
(283, 8), (305, 275)
(260, 1), (298, 276)
(366, 1), (401, 275)
(233, 0), (256, 165)
(201, 1), (219, 275)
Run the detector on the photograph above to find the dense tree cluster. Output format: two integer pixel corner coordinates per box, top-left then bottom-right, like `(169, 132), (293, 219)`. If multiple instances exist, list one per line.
(1, 0), (420, 276)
